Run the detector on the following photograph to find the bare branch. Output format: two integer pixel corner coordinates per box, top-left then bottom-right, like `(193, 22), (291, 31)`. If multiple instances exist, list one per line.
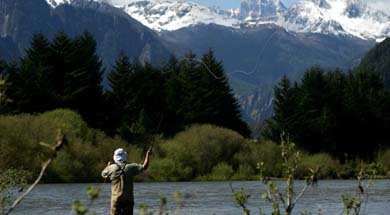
(292, 183), (310, 207)
(4, 131), (65, 215)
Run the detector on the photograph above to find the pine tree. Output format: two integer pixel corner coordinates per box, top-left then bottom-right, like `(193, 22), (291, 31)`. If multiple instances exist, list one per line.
(177, 50), (250, 137)
(9, 33), (53, 112)
(164, 54), (186, 134)
(264, 75), (299, 141)
(177, 51), (204, 124)
(108, 53), (168, 142)
(107, 52), (135, 134)
(199, 49), (250, 137)
(358, 38), (390, 89)
(0, 60), (12, 113)
(66, 32), (104, 126)
(265, 65), (390, 159)
(48, 31), (75, 105)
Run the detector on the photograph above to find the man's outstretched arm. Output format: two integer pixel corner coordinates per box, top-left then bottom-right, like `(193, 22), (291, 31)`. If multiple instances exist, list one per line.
(142, 146), (152, 170)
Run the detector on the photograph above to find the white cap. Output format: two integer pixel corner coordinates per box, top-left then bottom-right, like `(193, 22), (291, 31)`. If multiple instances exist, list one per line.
(113, 148), (127, 164)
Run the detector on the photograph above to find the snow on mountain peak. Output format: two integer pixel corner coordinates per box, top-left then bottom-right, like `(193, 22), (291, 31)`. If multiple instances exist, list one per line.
(44, 0), (240, 31)
(281, 0), (390, 40)
(44, 0), (390, 40)
(46, 0), (71, 8)
(239, 0), (287, 21)
(117, 0), (240, 31)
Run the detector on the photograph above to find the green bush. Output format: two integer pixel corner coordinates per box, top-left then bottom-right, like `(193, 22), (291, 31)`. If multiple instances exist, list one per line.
(0, 109), (143, 182)
(208, 163), (234, 181)
(376, 149), (390, 177)
(232, 164), (256, 180)
(155, 124), (246, 179)
(337, 159), (361, 179)
(296, 153), (339, 179)
(235, 140), (283, 177)
(149, 158), (192, 181)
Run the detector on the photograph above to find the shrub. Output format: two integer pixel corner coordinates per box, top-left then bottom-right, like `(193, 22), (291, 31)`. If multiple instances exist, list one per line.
(235, 140), (283, 177)
(157, 124), (246, 179)
(232, 164), (255, 181)
(376, 149), (390, 177)
(0, 109), (144, 182)
(208, 162), (234, 181)
(338, 159), (361, 179)
(149, 158), (193, 181)
(296, 153), (339, 179)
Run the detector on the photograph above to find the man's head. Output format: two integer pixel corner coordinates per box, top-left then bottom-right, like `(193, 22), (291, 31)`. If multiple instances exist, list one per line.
(113, 148), (127, 164)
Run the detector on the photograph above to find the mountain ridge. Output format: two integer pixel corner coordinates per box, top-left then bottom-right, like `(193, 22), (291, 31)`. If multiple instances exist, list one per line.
(0, 0), (380, 124)
(44, 0), (390, 41)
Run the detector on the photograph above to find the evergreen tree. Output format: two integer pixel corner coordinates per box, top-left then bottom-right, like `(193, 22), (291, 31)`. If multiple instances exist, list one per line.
(129, 63), (167, 137)
(163, 54), (186, 134)
(48, 31), (75, 105)
(8, 33), (53, 112)
(264, 75), (299, 141)
(66, 32), (104, 127)
(7, 31), (104, 126)
(108, 53), (168, 143)
(199, 49), (250, 137)
(297, 67), (328, 151)
(177, 51), (204, 124)
(107, 52), (135, 135)
(176, 50), (250, 136)
(340, 69), (389, 158)
(358, 38), (390, 89)
(265, 66), (390, 159)
(0, 60), (12, 113)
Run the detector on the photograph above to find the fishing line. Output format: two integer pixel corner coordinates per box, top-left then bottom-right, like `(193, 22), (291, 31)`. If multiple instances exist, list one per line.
(227, 28), (280, 77)
(175, 27), (280, 82)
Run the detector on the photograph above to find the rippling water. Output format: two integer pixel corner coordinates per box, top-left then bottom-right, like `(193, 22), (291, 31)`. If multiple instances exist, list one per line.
(10, 180), (390, 215)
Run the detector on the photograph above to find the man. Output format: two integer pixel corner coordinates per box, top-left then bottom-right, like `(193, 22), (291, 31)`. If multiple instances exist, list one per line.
(102, 147), (152, 215)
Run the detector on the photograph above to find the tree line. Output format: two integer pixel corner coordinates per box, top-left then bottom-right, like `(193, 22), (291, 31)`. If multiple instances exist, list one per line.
(265, 66), (390, 160)
(0, 31), (250, 144)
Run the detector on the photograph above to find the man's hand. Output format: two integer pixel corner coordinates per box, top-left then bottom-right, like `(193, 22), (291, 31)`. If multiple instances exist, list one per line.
(147, 146), (153, 155)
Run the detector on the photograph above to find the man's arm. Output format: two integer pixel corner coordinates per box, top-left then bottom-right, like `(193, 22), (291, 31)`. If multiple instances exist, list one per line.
(101, 161), (113, 179)
(142, 146), (152, 170)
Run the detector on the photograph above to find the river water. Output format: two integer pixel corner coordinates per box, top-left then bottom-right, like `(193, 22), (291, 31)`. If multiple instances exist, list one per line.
(9, 180), (390, 215)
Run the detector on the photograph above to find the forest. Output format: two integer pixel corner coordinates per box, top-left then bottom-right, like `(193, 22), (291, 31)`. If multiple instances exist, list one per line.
(0, 32), (389, 183)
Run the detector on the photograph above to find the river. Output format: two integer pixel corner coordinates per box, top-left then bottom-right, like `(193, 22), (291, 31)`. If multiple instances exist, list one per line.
(9, 180), (390, 215)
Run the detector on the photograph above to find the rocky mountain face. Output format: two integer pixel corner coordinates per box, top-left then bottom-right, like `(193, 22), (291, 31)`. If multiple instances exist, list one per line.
(239, 0), (287, 20)
(160, 23), (374, 123)
(1, 0), (385, 125)
(0, 0), (169, 69)
(65, 0), (390, 41)
(280, 0), (390, 41)
(118, 0), (240, 31)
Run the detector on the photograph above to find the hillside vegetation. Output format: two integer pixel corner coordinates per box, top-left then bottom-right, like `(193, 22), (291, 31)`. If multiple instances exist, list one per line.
(0, 109), (389, 182)
(1, 34), (390, 182)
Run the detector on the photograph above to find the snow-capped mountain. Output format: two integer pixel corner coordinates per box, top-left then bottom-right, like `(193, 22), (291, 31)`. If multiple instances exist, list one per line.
(239, 0), (287, 21)
(280, 0), (390, 41)
(117, 0), (240, 31)
(44, 0), (390, 40)
(45, 0), (240, 31)
(46, 0), (71, 8)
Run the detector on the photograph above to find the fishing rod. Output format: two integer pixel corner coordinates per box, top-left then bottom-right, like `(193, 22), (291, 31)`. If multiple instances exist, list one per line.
(149, 114), (164, 151)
